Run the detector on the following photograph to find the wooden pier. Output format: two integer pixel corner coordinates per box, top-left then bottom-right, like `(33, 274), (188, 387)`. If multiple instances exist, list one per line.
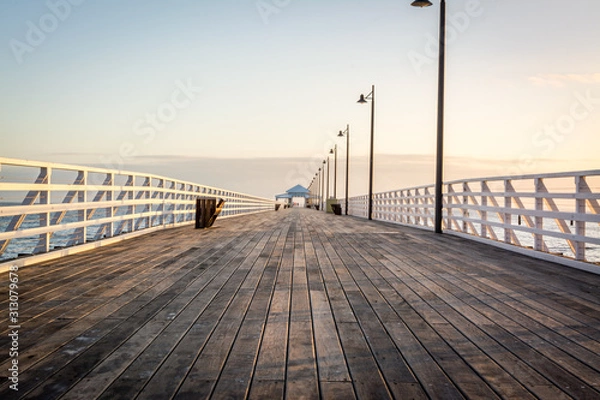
(1, 208), (599, 399)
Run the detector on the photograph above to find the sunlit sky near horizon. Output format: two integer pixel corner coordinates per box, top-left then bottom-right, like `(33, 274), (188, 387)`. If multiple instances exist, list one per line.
(1, 0), (599, 197)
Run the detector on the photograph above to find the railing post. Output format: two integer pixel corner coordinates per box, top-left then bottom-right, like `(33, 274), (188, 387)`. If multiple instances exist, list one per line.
(404, 190), (410, 224)
(169, 181), (175, 225)
(80, 170), (87, 244)
(40, 167), (51, 253)
(144, 177), (151, 228)
(394, 191), (400, 223)
(534, 178), (544, 252)
(392, 192), (396, 222)
(109, 173), (114, 237)
(373, 194), (377, 220)
(398, 190), (403, 224)
(504, 179), (513, 244)
(180, 183), (186, 223)
(575, 175), (587, 261)
(419, 188), (423, 226)
(415, 189), (422, 226)
(129, 175), (135, 233)
(426, 187), (432, 227)
(462, 182), (469, 233)
(446, 184), (452, 230)
(174, 182), (179, 224)
(158, 179), (164, 227)
(481, 181), (488, 239)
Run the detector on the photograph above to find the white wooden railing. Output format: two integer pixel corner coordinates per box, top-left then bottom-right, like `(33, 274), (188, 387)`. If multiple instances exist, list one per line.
(0, 157), (276, 268)
(343, 170), (600, 274)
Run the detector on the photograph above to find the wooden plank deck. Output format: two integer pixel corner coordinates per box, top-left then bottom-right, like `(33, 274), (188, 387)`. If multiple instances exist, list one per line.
(1, 208), (599, 399)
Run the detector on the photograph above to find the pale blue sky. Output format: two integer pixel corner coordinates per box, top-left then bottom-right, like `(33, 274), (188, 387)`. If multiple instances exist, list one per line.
(1, 0), (599, 197)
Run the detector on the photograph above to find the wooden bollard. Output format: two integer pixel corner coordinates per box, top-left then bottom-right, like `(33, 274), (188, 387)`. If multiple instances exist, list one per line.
(195, 198), (217, 229)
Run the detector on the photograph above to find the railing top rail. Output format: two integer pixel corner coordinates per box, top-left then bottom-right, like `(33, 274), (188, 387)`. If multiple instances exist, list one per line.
(371, 183), (435, 196)
(0, 156), (274, 203)
(445, 169), (600, 185)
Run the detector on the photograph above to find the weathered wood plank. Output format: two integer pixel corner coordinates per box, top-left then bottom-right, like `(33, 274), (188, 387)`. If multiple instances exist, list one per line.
(320, 382), (357, 400)
(304, 226), (350, 384)
(248, 380), (284, 399)
(251, 221), (293, 385)
(336, 321), (392, 400)
(285, 229), (319, 399)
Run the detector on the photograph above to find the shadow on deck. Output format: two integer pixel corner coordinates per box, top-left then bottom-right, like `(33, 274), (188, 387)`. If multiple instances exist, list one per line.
(1, 208), (599, 399)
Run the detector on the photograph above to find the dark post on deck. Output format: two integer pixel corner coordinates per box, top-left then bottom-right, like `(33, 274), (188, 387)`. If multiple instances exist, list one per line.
(195, 198), (224, 229)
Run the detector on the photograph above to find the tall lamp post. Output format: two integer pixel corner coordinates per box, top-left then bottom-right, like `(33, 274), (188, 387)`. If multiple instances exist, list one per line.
(321, 160), (326, 211)
(358, 85), (375, 221)
(329, 145), (338, 199)
(312, 173), (317, 208)
(309, 178), (312, 207)
(338, 125), (350, 215)
(326, 156), (330, 205)
(411, 0), (445, 234)
(316, 171), (321, 210)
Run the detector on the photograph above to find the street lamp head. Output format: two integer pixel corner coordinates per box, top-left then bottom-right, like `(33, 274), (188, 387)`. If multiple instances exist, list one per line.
(323, 160), (326, 165)
(329, 149), (334, 154)
(338, 130), (344, 137)
(357, 94), (368, 104)
(411, 0), (433, 7)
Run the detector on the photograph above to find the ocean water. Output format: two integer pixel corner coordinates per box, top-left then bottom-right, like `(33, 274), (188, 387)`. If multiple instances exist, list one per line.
(0, 205), (163, 262)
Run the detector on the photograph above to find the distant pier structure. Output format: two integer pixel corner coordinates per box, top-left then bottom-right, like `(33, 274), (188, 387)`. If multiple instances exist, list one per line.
(275, 184), (311, 208)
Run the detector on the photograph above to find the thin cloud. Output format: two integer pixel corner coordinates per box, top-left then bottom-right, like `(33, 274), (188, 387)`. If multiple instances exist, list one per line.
(529, 73), (600, 88)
